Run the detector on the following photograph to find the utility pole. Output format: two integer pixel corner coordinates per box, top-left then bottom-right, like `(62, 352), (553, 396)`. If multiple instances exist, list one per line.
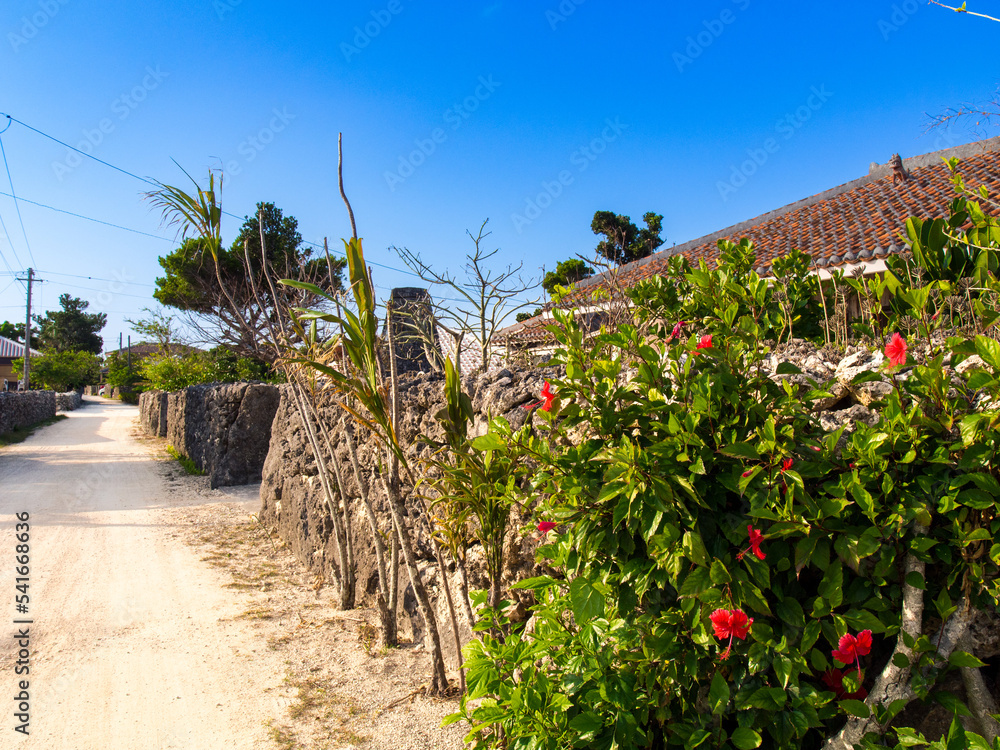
(14, 268), (34, 391)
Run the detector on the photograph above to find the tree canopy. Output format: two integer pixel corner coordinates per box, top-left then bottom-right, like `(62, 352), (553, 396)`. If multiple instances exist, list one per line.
(0, 321), (29, 345)
(591, 210), (664, 266)
(152, 202), (345, 357)
(13, 350), (100, 391)
(33, 294), (106, 354)
(542, 258), (594, 295)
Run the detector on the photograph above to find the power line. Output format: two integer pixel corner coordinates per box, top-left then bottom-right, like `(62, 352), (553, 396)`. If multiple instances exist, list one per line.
(0, 133), (36, 266)
(34, 269), (157, 288)
(0, 113), (428, 278)
(0, 189), (174, 243)
(51, 279), (152, 301)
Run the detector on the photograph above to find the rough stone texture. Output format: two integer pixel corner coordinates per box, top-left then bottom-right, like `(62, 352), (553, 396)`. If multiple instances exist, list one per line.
(203, 383), (281, 489)
(138, 390), (168, 437)
(258, 368), (556, 644)
(0, 391), (56, 435)
(142, 383), (280, 488)
(55, 391), (83, 411)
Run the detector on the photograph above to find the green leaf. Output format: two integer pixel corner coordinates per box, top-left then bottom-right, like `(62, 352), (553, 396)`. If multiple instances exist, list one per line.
(818, 559), (844, 608)
(569, 577), (605, 623)
(709, 672), (730, 715)
(710, 560), (732, 585)
(949, 650), (987, 668)
(731, 728), (763, 749)
(776, 362), (803, 375)
(976, 335), (1000, 372)
(679, 567), (713, 598)
(683, 531), (710, 567)
(905, 571), (926, 590)
(840, 699), (870, 718)
(568, 711), (603, 740)
(470, 433), (505, 451)
(719, 442), (761, 460)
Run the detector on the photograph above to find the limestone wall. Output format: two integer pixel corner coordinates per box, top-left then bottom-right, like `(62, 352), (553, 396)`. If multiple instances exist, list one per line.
(137, 383), (281, 488)
(0, 391), (56, 435)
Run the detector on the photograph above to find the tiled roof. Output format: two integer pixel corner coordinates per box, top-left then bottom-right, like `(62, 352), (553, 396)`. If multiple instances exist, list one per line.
(501, 136), (1000, 344)
(0, 335), (41, 360)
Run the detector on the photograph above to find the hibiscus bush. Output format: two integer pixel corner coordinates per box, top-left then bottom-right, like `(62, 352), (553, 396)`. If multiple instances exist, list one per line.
(446, 239), (1000, 748)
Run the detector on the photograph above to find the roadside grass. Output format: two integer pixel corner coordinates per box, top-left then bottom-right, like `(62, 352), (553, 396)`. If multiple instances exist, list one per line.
(166, 445), (205, 475)
(0, 415), (68, 448)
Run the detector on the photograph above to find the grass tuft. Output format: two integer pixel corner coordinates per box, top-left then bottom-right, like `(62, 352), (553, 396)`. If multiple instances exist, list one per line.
(166, 445), (205, 475)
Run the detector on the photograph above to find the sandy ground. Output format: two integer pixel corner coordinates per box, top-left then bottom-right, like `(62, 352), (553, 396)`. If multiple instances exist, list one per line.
(0, 397), (467, 750)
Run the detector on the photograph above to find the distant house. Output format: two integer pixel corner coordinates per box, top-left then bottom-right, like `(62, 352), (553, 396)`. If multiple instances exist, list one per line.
(500, 135), (1000, 354)
(0, 336), (42, 391)
(103, 342), (201, 361)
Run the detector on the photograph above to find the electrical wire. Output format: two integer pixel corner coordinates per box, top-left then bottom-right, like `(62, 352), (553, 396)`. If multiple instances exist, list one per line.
(0, 189), (174, 243)
(0, 113), (542, 308)
(49, 280), (157, 301)
(0, 133), (36, 266)
(0, 113), (428, 279)
(35, 269), (157, 288)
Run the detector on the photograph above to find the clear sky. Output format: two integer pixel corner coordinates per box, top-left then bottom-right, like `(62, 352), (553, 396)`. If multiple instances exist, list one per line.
(0, 0), (995, 350)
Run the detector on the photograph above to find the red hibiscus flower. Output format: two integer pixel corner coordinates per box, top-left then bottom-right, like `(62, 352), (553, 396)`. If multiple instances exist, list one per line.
(709, 608), (753, 659)
(781, 458), (793, 473)
(832, 629), (873, 678)
(540, 381), (556, 412)
(737, 525), (766, 561)
(670, 321), (685, 340)
(537, 521), (557, 533)
(697, 334), (713, 350)
(821, 669), (868, 701)
(885, 333), (907, 367)
(523, 381), (557, 412)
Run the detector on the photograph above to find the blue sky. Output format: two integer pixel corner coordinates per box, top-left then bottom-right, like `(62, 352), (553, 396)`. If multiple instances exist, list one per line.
(0, 0), (995, 350)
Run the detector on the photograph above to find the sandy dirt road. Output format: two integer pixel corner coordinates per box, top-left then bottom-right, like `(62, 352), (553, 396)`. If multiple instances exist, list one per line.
(0, 398), (286, 749)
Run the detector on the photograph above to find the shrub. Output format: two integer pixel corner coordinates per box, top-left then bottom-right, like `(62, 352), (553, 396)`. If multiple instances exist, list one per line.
(13, 350), (100, 391)
(448, 235), (1000, 748)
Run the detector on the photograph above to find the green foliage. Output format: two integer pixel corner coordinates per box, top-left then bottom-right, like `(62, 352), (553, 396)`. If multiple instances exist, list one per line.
(0, 321), (29, 346)
(447, 210), (1000, 747)
(137, 347), (278, 391)
(13, 350), (100, 391)
(166, 445), (205, 475)
(516, 308), (542, 323)
(420, 356), (526, 606)
(543, 259), (594, 295)
(153, 202), (345, 315)
(33, 294), (106, 354)
(592, 210), (664, 266)
(105, 351), (142, 389)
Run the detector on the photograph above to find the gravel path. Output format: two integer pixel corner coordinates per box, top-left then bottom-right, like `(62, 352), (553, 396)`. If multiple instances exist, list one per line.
(0, 398), (288, 749)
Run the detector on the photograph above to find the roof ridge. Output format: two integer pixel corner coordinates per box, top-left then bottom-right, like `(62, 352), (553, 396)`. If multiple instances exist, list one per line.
(574, 135), (1000, 291)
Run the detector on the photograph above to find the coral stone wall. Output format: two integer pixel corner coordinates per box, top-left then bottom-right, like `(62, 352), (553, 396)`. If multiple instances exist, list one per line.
(137, 382), (281, 488)
(0, 391), (56, 435)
